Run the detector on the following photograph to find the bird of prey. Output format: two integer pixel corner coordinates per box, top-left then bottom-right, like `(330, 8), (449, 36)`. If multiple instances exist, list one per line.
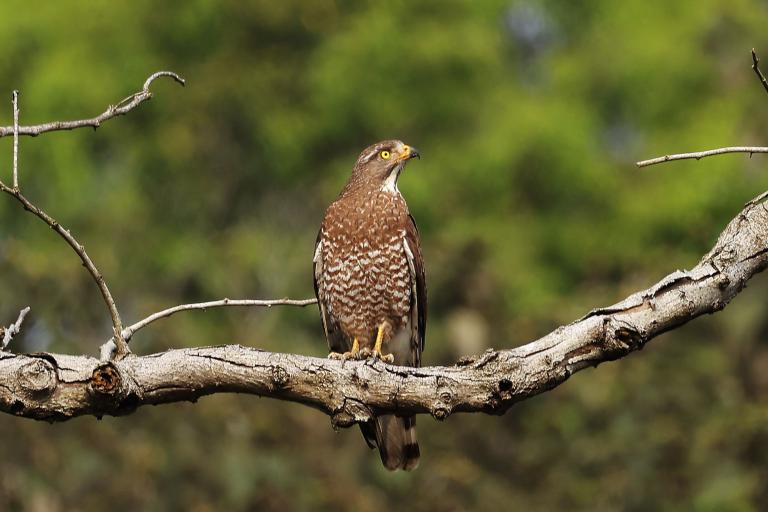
(313, 140), (427, 471)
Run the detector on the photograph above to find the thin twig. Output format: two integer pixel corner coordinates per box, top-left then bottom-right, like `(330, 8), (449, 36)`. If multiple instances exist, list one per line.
(752, 49), (768, 95)
(99, 297), (317, 359)
(12, 91), (19, 188)
(0, 307), (30, 350)
(143, 71), (185, 91)
(0, 71), (185, 138)
(636, 146), (768, 168)
(0, 183), (130, 357)
(121, 297), (317, 341)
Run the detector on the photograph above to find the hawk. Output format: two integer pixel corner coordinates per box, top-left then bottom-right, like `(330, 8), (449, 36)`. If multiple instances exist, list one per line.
(313, 140), (426, 471)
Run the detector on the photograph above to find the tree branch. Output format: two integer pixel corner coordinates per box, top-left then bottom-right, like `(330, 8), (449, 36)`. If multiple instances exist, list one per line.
(636, 146), (768, 167)
(12, 90), (19, 188)
(0, 184), (130, 357)
(2, 190), (765, 424)
(0, 307), (30, 350)
(0, 71), (184, 138)
(99, 297), (317, 360)
(752, 48), (768, 96)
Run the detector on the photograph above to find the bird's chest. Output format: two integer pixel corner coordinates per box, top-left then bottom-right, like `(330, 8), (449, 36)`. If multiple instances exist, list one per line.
(320, 193), (411, 329)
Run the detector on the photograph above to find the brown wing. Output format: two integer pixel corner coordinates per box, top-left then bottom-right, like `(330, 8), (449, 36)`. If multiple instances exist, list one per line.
(312, 229), (350, 354)
(404, 214), (427, 359)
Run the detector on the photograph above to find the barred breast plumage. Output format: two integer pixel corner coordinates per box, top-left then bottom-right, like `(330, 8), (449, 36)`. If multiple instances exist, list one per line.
(319, 189), (412, 345)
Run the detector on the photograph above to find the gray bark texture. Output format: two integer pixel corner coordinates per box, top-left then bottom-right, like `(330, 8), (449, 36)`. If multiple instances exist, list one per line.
(1, 191), (766, 427)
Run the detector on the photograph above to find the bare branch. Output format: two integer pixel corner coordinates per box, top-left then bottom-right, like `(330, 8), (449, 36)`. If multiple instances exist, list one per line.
(0, 72), (184, 358)
(0, 307), (30, 350)
(637, 51), (768, 168)
(12, 90), (19, 188)
(0, 71), (185, 138)
(143, 71), (185, 91)
(121, 297), (316, 341)
(3, 190), (766, 424)
(636, 146), (768, 167)
(0, 184), (129, 358)
(99, 297), (317, 359)
(752, 48), (768, 96)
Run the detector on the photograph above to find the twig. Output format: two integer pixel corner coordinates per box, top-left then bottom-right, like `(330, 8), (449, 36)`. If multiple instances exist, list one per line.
(99, 297), (317, 359)
(0, 183), (130, 357)
(142, 71), (185, 91)
(0, 307), (30, 350)
(121, 297), (317, 341)
(752, 48), (768, 95)
(12, 91), (19, 188)
(636, 146), (768, 168)
(0, 71), (185, 138)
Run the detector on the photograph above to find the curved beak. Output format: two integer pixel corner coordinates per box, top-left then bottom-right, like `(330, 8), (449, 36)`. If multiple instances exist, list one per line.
(399, 145), (421, 161)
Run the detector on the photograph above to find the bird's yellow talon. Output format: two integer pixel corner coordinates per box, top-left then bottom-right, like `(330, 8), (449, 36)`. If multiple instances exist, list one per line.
(330, 337), (361, 360)
(372, 350), (395, 363)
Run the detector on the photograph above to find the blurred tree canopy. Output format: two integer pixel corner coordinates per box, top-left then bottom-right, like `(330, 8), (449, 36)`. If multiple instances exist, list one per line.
(1, 0), (768, 510)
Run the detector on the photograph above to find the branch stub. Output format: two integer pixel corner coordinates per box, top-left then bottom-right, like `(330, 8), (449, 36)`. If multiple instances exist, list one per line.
(16, 358), (57, 397)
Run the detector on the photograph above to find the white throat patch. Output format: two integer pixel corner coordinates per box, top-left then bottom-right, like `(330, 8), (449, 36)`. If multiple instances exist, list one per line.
(381, 162), (404, 194)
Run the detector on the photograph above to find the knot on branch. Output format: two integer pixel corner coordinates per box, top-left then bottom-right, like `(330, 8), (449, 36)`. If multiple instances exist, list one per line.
(331, 410), (357, 429)
(483, 371), (520, 415)
(331, 398), (372, 430)
(612, 323), (645, 351)
(88, 361), (140, 416)
(604, 318), (646, 357)
(430, 377), (457, 421)
(16, 358), (57, 398)
(91, 362), (122, 395)
(270, 366), (289, 389)
(89, 361), (128, 405)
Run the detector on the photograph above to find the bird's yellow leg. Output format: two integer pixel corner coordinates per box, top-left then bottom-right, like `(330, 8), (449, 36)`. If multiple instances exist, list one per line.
(345, 337), (360, 359)
(372, 324), (394, 363)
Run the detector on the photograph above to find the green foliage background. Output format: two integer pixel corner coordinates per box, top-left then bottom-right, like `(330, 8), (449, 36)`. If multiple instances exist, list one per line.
(1, 1), (767, 510)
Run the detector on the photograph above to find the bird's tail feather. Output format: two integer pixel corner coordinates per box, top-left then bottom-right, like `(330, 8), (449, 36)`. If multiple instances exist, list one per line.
(373, 414), (419, 471)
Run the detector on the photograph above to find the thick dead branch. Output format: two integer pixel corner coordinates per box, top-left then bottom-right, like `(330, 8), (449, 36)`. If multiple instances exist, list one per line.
(1, 191), (765, 424)
(0, 71), (184, 138)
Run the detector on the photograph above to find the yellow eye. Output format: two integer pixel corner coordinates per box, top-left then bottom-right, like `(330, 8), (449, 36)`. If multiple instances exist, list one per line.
(380, 150), (391, 160)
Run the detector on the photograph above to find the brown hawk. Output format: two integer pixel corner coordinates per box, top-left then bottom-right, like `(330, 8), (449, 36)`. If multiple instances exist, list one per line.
(313, 139), (426, 471)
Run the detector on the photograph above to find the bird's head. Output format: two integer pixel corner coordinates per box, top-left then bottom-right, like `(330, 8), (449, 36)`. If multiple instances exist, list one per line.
(346, 140), (420, 194)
